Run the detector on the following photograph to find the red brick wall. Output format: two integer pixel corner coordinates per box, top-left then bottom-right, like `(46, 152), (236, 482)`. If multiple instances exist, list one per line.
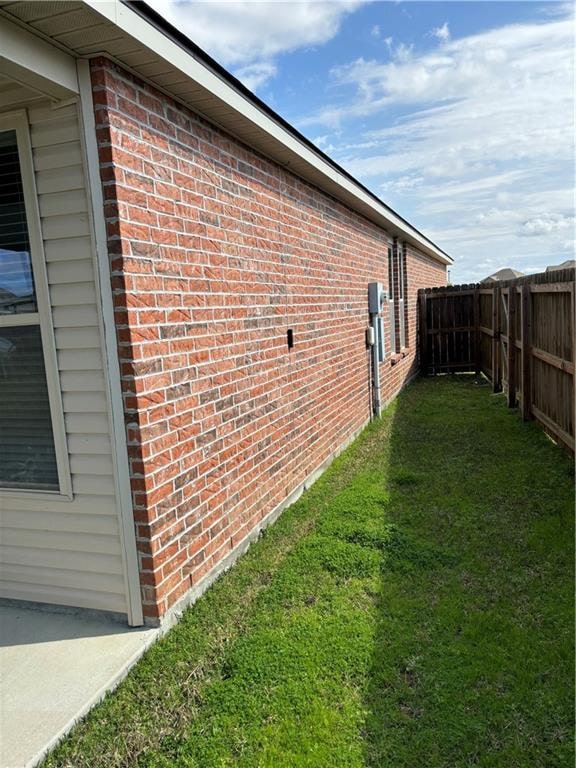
(90, 58), (446, 620)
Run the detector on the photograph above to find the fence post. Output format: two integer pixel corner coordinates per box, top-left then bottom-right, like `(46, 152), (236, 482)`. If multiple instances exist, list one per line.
(419, 290), (428, 375)
(492, 284), (501, 392)
(572, 283), (576, 443)
(473, 286), (481, 375)
(520, 284), (532, 420)
(507, 286), (517, 408)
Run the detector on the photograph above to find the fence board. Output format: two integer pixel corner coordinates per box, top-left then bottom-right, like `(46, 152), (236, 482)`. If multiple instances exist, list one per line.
(418, 268), (575, 452)
(492, 285), (501, 392)
(521, 284), (532, 421)
(508, 287), (517, 408)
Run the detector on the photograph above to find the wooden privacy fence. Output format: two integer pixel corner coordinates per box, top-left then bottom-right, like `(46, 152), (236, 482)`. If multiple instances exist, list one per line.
(418, 268), (575, 452)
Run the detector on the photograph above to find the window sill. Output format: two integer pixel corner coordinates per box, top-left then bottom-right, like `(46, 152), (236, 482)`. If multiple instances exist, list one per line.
(389, 348), (411, 366)
(0, 487), (74, 502)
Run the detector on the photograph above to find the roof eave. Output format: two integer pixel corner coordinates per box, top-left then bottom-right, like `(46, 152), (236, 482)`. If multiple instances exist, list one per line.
(0, 0), (452, 265)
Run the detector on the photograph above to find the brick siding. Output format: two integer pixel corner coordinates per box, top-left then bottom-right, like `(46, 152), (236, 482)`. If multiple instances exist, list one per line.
(90, 57), (446, 620)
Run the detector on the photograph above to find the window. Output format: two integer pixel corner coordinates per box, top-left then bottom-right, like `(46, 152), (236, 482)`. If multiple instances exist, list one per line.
(0, 116), (68, 493)
(387, 245), (396, 354)
(397, 241), (406, 349)
(388, 240), (408, 353)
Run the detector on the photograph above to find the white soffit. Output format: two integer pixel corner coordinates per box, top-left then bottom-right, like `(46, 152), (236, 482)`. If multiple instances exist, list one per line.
(0, 13), (78, 99)
(0, 0), (452, 265)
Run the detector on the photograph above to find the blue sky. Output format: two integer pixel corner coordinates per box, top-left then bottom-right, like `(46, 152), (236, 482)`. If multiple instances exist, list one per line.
(148, 1), (574, 282)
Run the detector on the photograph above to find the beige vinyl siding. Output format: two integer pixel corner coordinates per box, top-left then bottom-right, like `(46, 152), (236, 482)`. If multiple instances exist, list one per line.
(0, 91), (129, 614)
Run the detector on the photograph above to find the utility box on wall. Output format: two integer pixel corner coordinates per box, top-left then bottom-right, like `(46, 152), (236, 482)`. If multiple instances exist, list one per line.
(368, 281), (385, 315)
(368, 282), (387, 362)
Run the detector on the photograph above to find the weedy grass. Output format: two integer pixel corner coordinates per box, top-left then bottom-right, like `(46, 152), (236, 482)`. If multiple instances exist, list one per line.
(43, 376), (574, 768)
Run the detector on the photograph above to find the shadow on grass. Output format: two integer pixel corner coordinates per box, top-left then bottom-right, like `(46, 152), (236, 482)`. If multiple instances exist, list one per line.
(40, 376), (574, 768)
(362, 375), (574, 768)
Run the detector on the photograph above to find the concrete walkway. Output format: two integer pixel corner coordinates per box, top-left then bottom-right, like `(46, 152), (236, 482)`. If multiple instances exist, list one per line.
(0, 604), (158, 768)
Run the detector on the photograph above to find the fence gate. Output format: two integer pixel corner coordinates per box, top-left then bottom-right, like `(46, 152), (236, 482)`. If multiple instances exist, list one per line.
(418, 284), (479, 375)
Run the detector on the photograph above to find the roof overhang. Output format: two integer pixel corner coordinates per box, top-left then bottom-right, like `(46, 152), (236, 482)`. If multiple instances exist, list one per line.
(0, 0), (452, 265)
(0, 13), (78, 100)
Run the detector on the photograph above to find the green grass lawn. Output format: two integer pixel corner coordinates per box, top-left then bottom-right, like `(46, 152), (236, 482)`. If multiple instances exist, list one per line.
(44, 376), (574, 768)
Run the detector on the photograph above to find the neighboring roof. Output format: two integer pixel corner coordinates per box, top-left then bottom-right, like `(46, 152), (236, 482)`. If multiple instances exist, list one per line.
(546, 259), (575, 272)
(0, 0), (452, 266)
(481, 267), (525, 283)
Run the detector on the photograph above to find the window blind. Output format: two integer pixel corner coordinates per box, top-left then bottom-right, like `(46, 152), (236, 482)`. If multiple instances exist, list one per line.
(0, 129), (58, 490)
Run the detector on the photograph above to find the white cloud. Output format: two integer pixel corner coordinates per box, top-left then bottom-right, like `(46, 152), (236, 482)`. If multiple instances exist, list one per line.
(430, 22), (450, 42)
(394, 42), (414, 63)
(147, 0), (364, 89)
(520, 213), (575, 237)
(305, 17), (574, 123)
(300, 12), (575, 281)
(233, 61), (277, 91)
(380, 174), (424, 194)
(538, 1), (575, 18)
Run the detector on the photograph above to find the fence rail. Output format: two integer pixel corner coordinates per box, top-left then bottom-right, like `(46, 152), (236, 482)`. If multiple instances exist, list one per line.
(418, 268), (575, 452)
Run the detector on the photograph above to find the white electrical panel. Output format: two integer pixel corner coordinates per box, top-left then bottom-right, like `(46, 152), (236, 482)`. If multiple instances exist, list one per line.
(368, 282), (384, 314)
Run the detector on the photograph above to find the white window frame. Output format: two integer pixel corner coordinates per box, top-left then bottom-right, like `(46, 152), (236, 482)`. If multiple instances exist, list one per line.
(397, 241), (407, 350)
(387, 245), (396, 356)
(0, 109), (72, 498)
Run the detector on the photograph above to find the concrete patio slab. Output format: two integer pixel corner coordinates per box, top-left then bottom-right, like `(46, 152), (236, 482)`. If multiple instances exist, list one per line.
(0, 604), (158, 768)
